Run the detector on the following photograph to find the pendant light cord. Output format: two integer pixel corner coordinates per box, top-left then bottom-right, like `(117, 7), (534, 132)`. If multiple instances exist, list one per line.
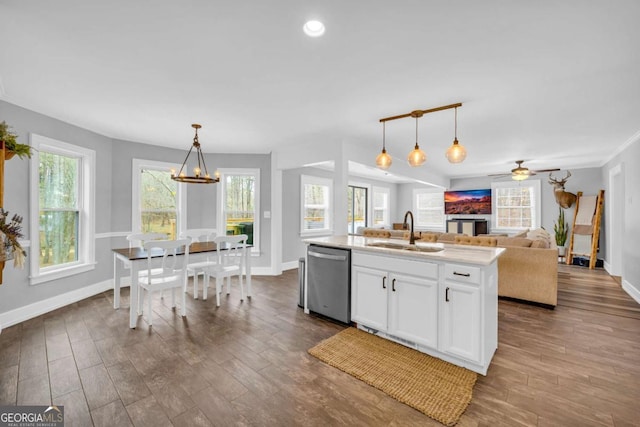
(454, 107), (458, 140)
(383, 121), (386, 150)
(415, 116), (419, 147)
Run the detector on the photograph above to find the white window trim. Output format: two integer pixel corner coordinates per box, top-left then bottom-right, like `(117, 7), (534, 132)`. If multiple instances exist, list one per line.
(491, 179), (541, 233)
(216, 168), (261, 254)
(412, 188), (445, 231)
(300, 175), (333, 237)
(372, 186), (391, 227)
(132, 159), (186, 238)
(29, 134), (96, 285)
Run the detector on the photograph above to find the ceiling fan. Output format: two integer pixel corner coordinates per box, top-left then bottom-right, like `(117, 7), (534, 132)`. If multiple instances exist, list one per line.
(488, 160), (560, 181)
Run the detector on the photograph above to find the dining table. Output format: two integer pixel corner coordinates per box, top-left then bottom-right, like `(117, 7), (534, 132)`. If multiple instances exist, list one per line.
(112, 241), (252, 328)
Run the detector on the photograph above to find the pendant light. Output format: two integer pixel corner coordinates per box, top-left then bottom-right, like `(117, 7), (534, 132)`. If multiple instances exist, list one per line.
(171, 124), (220, 184)
(375, 121), (392, 169)
(445, 106), (467, 163)
(407, 112), (426, 167)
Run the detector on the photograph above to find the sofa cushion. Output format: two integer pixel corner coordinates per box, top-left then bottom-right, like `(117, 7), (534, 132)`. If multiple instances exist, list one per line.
(454, 236), (498, 247)
(530, 239), (550, 249)
(526, 228), (553, 247)
(437, 233), (460, 243)
(512, 228), (529, 238)
(496, 237), (533, 247)
(420, 233), (439, 243)
(363, 229), (391, 238)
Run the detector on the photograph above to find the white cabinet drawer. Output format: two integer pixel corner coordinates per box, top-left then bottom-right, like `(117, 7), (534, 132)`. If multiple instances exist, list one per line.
(444, 264), (480, 284)
(353, 251), (438, 279)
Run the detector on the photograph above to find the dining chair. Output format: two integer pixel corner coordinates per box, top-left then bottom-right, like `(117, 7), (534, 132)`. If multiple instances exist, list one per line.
(119, 232), (168, 306)
(138, 238), (191, 326)
(180, 229), (217, 299)
(203, 234), (248, 307)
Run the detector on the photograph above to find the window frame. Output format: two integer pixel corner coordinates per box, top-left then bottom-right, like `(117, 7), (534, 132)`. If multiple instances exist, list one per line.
(491, 179), (541, 232)
(372, 186), (391, 227)
(412, 188), (445, 231)
(29, 134), (96, 285)
(300, 175), (333, 237)
(347, 184), (368, 235)
(216, 168), (261, 254)
(132, 159), (186, 239)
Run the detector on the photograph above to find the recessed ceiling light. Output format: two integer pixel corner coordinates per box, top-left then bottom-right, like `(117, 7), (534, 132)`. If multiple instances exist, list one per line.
(303, 20), (325, 37)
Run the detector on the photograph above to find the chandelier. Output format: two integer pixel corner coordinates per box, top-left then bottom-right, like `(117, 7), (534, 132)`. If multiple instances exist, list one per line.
(377, 102), (467, 168)
(171, 124), (219, 184)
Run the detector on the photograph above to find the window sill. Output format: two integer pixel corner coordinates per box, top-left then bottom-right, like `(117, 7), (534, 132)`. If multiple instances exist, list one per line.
(30, 262), (97, 286)
(300, 230), (333, 238)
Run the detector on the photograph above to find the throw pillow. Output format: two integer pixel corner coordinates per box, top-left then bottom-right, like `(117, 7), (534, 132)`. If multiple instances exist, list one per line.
(513, 228), (529, 238)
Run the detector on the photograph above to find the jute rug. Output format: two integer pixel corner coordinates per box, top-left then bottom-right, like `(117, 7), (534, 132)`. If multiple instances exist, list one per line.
(308, 327), (477, 426)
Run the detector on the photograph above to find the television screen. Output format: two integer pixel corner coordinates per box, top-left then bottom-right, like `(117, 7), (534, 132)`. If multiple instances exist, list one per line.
(444, 189), (492, 215)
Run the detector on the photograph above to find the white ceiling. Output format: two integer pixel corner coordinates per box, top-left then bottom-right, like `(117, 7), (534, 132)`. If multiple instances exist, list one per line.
(1, 1), (639, 179)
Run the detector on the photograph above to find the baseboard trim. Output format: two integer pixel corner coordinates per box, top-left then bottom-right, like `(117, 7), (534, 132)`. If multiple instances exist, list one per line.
(0, 279), (127, 330)
(622, 279), (640, 305)
(604, 261), (612, 275)
(282, 260), (300, 271)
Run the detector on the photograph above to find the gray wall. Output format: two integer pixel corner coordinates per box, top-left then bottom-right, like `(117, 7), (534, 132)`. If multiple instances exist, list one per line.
(0, 100), (271, 320)
(449, 168), (604, 252)
(603, 138), (640, 295)
(0, 101), (114, 313)
(110, 139), (271, 268)
(281, 167), (399, 265)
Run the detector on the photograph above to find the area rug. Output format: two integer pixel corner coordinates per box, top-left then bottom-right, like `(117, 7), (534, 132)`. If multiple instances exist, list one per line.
(308, 327), (477, 426)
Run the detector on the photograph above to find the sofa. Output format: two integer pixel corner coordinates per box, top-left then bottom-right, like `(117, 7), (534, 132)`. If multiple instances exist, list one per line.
(453, 233), (558, 308)
(358, 227), (558, 307)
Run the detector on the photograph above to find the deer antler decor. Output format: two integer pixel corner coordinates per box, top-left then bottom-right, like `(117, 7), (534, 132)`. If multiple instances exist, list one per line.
(548, 171), (577, 209)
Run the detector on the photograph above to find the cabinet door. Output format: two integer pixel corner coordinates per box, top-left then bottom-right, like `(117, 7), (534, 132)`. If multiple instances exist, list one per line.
(447, 220), (459, 234)
(351, 265), (388, 331)
(440, 281), (481, 363)
(388, 273), (438, 349)
(460, 221), (475, 236)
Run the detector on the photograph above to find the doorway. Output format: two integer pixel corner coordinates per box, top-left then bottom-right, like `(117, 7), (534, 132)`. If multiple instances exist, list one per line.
(348, 185), (368, 234)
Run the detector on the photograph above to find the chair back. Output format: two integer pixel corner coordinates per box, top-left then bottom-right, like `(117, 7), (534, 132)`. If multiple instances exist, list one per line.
(127, 232), (167, 249)
(181, 229), (217, 243)
(143, 238), (191, 276)
(214, 234), (248, 268)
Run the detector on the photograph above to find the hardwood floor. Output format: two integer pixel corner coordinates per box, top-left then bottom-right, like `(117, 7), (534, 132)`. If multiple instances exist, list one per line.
(1, 265), (639, 426)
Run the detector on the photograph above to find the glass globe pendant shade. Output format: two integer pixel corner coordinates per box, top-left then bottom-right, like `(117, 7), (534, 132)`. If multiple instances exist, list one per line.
(376, 148), (392, 169)
(407, 143), (426, 167)
(445, 138), (467, 163)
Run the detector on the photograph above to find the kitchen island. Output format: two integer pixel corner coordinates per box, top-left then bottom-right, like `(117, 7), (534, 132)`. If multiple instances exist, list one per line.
(304, 235), (505, 375)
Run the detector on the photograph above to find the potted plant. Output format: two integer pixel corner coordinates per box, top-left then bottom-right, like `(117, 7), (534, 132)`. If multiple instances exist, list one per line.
(0, 121), (32, 159)
(554, 206), (568, 256)
(0, 208), (27, 268)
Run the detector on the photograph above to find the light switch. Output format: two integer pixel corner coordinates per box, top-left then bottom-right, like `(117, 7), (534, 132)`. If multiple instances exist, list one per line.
(263, 211), (271, 219)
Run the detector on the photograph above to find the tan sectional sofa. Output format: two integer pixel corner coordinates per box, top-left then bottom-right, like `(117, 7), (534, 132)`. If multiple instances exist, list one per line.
(358, 227), (558, 307)
(454, 235), (558, 307)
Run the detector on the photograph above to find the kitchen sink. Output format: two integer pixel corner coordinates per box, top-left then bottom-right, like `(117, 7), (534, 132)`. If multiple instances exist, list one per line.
(366, 241), (444, 253)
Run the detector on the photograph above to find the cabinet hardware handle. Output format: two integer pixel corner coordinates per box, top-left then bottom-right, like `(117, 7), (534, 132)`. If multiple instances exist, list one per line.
(392, 278), (396, 292)
(453, 271), (471, 277)
(445, 287), (450, 302)
(382, 276), (386, 289)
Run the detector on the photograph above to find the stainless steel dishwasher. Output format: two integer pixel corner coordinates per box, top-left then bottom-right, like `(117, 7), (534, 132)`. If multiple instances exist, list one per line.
(307, 245), (351, 323)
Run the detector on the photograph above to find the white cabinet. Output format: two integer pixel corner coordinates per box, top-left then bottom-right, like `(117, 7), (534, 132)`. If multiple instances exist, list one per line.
(388, 273), (438, 348)
(350, 250), (498, 375)
(352, 265), (388, 331)
(351, 252), (439, 349)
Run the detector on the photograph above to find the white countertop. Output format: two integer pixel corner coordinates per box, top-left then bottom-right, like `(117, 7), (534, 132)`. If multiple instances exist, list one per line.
(304, 235), (505, 266)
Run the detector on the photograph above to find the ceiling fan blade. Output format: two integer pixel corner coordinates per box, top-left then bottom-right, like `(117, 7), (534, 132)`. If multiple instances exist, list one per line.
(531, 168), (561, 173)
(487, 172), (511, 177)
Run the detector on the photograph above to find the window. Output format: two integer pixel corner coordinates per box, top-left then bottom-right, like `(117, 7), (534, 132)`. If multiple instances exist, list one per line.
(301, 175), (332, 236)
(492, 180), (541, 231)
(132, 159), (185, 239)
(29, 134), (95, 284)
(372, 187), (390, 227)
(347, 185), (367, 234)
(217, 169), (260, 252)
(413, 188), (445, 230)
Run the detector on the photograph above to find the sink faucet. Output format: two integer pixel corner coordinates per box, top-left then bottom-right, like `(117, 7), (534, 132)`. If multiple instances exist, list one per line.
(403, 210), (416, 245)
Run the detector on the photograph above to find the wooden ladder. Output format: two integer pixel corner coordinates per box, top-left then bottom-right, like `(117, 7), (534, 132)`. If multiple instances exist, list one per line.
(566, 189), (605, 269)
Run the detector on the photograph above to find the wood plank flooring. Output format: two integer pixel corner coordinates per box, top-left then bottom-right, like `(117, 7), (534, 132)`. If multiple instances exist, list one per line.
(1, 264), (639, 426)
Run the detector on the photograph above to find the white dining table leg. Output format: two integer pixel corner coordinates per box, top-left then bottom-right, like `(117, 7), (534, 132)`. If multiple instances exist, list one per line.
(113, 253), (121, 309)
(245, 247), (252, 298)
(130, 261), (139, 328)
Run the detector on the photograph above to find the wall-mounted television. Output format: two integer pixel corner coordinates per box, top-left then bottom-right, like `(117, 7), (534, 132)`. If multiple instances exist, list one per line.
(444, 189), (492, 215)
